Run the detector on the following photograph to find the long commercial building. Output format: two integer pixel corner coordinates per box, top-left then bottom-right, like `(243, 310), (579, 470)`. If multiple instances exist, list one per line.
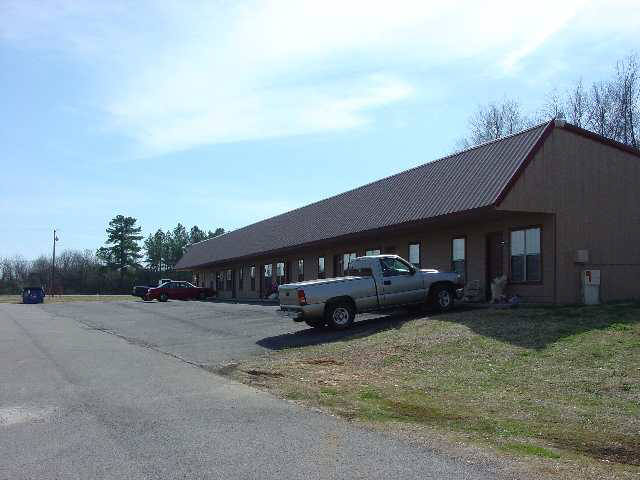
(176, 120), (640, 304)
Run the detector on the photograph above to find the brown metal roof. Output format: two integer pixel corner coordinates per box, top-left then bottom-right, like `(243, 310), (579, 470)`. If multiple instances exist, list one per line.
(176, 121), (552, 269)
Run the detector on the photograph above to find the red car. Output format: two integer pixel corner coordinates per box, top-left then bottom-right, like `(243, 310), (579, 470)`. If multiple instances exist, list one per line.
(145, 281), (213, 302)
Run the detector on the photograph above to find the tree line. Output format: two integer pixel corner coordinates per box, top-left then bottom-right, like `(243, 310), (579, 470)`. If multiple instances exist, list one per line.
(458, 53), (639, 148)
(0, 216), (225, 295)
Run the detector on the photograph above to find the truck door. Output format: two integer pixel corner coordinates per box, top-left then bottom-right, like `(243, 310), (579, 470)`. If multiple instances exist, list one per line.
(378, 257), (424, 306)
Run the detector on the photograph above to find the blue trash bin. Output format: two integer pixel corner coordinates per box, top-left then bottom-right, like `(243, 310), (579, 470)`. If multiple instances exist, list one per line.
(22, 287), (45, 304)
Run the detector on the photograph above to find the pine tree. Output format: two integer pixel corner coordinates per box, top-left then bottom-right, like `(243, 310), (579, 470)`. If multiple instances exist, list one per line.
(97, 215), (143, 274)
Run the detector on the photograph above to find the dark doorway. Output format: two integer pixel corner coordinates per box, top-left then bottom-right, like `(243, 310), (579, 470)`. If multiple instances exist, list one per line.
(333, 255), (342, 277)
(486, 231), (504, 300)
(232, 269), (237, 299)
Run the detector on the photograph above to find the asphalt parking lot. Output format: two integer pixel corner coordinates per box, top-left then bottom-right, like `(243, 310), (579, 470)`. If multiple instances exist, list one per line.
(1, 300), (498, 479)
(41, 299), (397, 369)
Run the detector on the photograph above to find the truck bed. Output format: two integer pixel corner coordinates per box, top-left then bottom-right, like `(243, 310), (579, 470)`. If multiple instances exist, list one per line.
(279, 275), (378, 308)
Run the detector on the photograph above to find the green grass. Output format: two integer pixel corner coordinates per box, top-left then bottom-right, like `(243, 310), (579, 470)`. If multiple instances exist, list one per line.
(500, 442), (561, 459)
(232, 302), (640, 474)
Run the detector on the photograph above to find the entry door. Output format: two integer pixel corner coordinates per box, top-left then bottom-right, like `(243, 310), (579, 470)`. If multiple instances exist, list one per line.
(486, 232), (504, 300)
(232, 270), (237, 299)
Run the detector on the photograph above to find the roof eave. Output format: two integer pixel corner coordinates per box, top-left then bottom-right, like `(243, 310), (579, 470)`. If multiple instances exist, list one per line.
(176, 205), (497, 270)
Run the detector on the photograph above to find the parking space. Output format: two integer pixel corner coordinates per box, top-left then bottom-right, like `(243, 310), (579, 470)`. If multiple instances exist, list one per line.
(41, 299), (398, 369)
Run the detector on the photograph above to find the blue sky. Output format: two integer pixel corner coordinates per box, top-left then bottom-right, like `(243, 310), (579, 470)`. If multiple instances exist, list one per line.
(1, 0), (639, 259)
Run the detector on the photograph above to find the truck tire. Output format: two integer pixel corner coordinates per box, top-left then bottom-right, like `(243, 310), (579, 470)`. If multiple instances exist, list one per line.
(325, 302), (355, 330)
(159, 293), (169, 302)
(305, 319), (327, 329)
(199, 291), (207, 300)
(430, 285), (454, 312)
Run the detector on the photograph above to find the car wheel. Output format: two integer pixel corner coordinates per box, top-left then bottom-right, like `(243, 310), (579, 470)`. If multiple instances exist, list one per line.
(431, 285), (454, 312)
(325, 302), (355, 330)
(199, 291), (207, 301)
(159, 293), (169, 302)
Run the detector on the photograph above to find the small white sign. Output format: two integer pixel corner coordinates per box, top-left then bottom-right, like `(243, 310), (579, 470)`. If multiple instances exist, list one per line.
(584, 270), (601, 285)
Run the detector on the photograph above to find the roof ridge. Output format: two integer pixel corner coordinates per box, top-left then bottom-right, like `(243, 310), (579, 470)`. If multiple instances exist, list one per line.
(191, 121), (551, 249)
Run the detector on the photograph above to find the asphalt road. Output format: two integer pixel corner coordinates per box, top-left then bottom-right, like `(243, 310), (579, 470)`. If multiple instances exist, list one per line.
(0, 301), (499, 479)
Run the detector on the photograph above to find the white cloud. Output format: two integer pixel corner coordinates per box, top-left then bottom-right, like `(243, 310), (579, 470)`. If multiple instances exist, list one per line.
(3, 0), (637, 154)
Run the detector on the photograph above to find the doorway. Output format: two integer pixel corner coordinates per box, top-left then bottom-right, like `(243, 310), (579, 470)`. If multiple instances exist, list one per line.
(231, 269), (237, 299)
(485, 231), (504, 300)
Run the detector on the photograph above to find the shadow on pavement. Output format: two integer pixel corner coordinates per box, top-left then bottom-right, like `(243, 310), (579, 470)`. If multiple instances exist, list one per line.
(257, 308), (432, 350)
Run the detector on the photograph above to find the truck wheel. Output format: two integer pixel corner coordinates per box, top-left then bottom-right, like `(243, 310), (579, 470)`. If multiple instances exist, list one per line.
(325, 302), (355, 329)
(199, 291), (207, 300)
(431, 285), (454, 312)
(159, 293), (169, 302)
(305, 319), (327, 329)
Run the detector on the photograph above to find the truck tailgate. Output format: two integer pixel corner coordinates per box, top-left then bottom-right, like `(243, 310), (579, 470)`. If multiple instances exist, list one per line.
(279, 284), (302, 307)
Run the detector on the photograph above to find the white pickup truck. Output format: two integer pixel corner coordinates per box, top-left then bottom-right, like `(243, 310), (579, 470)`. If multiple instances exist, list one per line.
(278, 255), (464, 329)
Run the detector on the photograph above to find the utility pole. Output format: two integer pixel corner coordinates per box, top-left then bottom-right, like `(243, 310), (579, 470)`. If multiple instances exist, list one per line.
(51, 230), (58, 296)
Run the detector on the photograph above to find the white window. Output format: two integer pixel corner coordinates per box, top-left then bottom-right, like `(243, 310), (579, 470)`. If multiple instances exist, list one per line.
(318, 256), (325, 278)
(452, 237), (466, 281)
(408, 243), (420, 267)
(510, 228), (541, 282)
(343, 252), (357, 272)
(365, 249), (381, 256)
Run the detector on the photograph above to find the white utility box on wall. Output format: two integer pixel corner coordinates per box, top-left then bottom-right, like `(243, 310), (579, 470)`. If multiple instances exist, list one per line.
(582, 269), (601, 305)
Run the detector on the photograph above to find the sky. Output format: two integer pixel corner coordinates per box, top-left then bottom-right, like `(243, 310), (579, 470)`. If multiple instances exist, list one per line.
(1, 0), (639, 259)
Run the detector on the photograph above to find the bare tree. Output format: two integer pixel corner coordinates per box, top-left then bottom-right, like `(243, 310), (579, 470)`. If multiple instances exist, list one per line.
(566, 80), (589, 127)
(458, 97), (532, 149)
(611, 54), (639, 147)
(458, 52), (640, 150)
(539, 89), (566, 122)
(585, 81), (615, 137)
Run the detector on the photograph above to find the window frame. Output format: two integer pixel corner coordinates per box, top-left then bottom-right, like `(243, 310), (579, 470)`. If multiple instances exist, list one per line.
(508, 225), (543, 284)
(450, 236), (467, 282)
(250, 265), (256, 291)
(297, 258), (304, 282)
(342, 252), (357, 275)
(317, 256), (325, 279)
(225, 269), (233, 290)
(276, 261), (286, 285)
(408, 242), (421, 268)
